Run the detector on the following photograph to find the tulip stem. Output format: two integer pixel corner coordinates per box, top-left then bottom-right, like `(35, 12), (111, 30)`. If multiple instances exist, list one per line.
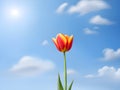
(63, 52), (67, 90)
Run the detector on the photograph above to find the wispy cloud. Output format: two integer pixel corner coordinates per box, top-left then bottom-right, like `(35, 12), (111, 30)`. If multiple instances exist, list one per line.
(56, 2), (68, 14)
(9, 56), (55, 77)
(83, 28), (98, 35)
(42, 40), (49, 46)
(85, 74), (95, 78)
(101, 48), (120, 61)
(85, 66), (120, 80)
(68, 0), (110, 15)
(93, 26), (99, 30)
(67, 69), (77, 75)
(90, 15), (113, 25)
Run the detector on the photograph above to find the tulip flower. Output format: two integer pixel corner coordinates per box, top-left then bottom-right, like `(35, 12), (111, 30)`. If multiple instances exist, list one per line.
(52, 33), (73, 52)
(52, 33), (74, 90)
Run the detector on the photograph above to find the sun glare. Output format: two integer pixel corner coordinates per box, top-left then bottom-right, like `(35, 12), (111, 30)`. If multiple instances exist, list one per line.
(10, 9), (19, 17)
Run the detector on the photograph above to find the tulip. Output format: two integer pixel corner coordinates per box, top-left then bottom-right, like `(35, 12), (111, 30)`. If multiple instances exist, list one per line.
(52, 33), (73, 52)
(52, 33), (74, 90)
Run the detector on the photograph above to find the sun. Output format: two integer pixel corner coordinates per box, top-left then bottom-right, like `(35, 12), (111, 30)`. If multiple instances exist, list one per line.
(10, 9), (20, 17)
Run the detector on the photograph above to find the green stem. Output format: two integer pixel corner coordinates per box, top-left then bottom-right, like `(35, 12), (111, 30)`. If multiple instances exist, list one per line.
(63, 52), (67, 90)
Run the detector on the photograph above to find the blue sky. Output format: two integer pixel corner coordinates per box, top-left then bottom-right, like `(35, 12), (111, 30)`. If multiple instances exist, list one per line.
(0, 0), (120, 90)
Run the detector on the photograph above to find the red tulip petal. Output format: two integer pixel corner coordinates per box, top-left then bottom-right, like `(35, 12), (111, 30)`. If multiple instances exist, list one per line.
(57, 33), (67, 52)
(52, 38), (61, 51)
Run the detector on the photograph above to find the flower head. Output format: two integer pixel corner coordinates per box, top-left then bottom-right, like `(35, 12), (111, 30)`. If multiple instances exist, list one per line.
(52, 33), (73, 52)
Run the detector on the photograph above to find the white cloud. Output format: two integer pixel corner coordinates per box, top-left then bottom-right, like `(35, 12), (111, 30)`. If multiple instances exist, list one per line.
(56, 2), (68, 14)
(116, 68), (120, 78)
(85, 66), (120, 80)
(98, 66), (116, 77)
(83, 28), (98, 35)
(98, 66), (120, 79)
(67, 69), (77, 75)
(68, 0), (110, 15)
(101, 48), (120, 61)
(90, 15), (113, 25)
(42, 40), (49, 46)
(9, 56), (55, 77)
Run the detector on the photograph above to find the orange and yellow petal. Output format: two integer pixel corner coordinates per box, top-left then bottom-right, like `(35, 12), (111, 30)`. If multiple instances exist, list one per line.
(67, 35), (73, 51)
(65, 35), (69, 40)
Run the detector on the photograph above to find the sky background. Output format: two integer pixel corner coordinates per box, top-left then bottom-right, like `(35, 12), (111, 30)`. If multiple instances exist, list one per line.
(0, 0), (120, 90)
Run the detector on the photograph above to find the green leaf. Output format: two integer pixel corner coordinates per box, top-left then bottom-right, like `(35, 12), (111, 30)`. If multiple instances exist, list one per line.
(68, 80), (74, 90)
(58, 74), (64, 90)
